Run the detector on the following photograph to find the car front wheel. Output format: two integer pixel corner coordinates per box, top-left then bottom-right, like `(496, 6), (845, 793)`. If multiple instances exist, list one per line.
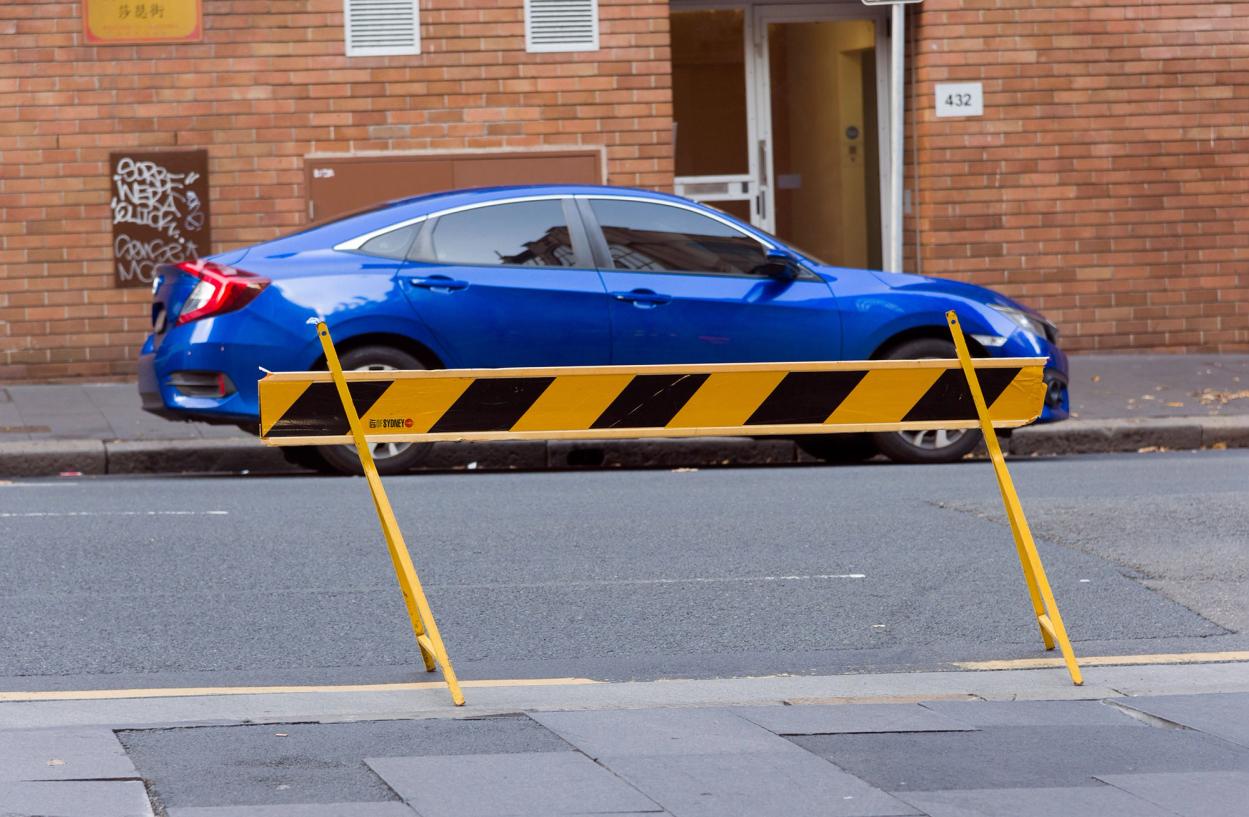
(870, 337), (983, 464)
(315, 345), (435, 476)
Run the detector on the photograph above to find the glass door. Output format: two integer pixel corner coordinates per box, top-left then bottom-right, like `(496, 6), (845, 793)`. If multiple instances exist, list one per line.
(670, 8), (764, 228)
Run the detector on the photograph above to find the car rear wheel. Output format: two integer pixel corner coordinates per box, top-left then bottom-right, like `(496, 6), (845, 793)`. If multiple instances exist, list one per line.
(315, 346), (434, 476)
(870, 337), (983, 464)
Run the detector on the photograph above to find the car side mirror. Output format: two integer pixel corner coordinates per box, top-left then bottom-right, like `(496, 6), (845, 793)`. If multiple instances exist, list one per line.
(759, 249), (800, 281)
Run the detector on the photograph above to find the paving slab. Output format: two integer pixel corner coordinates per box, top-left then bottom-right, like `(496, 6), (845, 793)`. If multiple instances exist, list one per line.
(118, 716), (568, 809)
(1097, 770), (1249, 817)
(600, 750), (918, 817)
(167, 803), (419, 817)
(529, 707), (802, 758)
(1114, 692), (1249, 748)
(791, 724), (1249, 791)
(0, 779), (154, 817)
(0, 726), (136, 781)
(894, 784), (1178, 817)
(366, 752), (663, 817)
(918, 699), (1141, 728)
(731, 703), (971, 735)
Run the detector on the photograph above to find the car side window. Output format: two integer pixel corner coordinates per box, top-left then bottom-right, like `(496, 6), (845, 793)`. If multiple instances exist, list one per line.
(589, 199), (770, 277)
(424, 200), (578, 268)
(358, 222), (421, 260)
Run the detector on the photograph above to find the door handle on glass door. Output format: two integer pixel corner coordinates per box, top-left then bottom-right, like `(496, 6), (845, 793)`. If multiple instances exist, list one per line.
(406, 274), (469, 292)
(611, 289), (672, 308)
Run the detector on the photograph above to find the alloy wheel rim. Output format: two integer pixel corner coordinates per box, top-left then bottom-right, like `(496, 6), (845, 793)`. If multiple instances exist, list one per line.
(897, 427), (966, 450)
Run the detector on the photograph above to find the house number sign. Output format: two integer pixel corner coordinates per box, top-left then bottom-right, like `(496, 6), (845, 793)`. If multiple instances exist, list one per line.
(935, 82), (984, 117)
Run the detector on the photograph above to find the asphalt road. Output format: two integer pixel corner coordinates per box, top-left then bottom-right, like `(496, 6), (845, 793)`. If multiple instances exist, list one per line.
(1, 450), (1245, 692)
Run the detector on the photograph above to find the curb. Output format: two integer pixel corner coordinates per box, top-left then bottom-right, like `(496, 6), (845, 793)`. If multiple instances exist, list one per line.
(1009, 416), (1249, 455)
(2, 417), (1247, 477)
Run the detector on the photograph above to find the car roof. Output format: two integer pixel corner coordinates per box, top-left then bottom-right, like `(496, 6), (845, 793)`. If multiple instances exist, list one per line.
(383, 184), (687, 213)
(302, 185), (699, 245)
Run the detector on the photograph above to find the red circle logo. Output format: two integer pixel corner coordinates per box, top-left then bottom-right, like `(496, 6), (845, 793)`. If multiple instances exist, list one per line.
(404, 418), (414, 428)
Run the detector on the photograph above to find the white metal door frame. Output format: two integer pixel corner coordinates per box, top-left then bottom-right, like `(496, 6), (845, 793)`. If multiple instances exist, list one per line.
(751, 1), (892, 257)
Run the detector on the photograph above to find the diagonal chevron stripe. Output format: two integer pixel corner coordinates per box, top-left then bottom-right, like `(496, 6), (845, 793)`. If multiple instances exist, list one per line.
(591, 373), (710, 429)
(904, 368), (1020, 423)
(429, 377), (554, 433)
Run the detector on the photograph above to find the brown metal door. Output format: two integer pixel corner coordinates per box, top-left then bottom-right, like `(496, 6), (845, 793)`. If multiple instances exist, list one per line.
(305, 150), (602, 223)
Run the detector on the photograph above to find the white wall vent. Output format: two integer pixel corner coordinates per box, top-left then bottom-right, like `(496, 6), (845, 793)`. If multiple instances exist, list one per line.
(525, 0), (599, 53)
(344, 0), (420, 57)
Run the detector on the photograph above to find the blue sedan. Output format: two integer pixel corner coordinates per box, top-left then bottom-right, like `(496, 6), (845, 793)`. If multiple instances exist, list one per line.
(139, 185), (1068, 473)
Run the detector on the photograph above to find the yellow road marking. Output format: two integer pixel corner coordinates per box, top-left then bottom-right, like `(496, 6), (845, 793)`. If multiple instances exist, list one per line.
(956, 651), (1249, 671)
(0, 677), (599, 703)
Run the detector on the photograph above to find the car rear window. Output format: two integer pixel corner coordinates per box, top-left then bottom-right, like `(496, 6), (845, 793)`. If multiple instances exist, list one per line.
(358, 222), (420, 259)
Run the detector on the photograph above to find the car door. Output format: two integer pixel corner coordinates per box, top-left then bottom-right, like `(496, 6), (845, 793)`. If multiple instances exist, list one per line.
(394, 197), (612, 368)
(581, 196), (842, 364)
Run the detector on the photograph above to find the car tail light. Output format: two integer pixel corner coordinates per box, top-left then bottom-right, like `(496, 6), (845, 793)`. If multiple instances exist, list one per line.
(175, 260), (269, 325)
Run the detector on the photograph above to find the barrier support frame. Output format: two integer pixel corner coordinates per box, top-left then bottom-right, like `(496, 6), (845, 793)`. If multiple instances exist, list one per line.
(946, 310), (1083, 686)
(315, 319), (465, 706)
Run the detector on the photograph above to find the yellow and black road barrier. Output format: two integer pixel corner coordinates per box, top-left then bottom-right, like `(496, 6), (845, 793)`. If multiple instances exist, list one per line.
(260, 312), (1082, 706)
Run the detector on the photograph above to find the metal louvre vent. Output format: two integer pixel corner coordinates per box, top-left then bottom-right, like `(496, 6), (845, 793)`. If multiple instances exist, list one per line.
(344, 0), (420, 57)
(525, 0), (599, 53)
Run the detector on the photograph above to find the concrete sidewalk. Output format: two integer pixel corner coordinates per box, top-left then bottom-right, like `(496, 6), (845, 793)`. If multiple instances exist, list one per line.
(2, 661), (1247, 816)
(2, 354), (1248, 476)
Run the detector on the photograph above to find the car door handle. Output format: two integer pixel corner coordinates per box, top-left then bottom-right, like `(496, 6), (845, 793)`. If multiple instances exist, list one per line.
(612, 289), (672, 308)
(406, 274), (468, 292)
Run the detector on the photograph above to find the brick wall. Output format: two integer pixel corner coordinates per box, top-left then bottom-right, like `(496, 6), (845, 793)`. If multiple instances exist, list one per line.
(0, 0), (675, 381)
(910, 0), (1249, 352)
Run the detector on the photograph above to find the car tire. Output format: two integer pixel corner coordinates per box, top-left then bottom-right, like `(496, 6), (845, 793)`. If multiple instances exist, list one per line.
(280, 445), (335, 473)
(870, 337), (983, 464)
(794, 433), (877, 464)
(316, 345), (434, 476)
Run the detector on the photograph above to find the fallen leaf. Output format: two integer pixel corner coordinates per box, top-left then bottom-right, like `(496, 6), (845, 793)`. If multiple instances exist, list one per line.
(1137, 446), (1162, 453)
(1166, 401), (1184, 407)
(1141, 394), (1155, 400)
(46, 759), (65, 767)
(1210, 442), (1229, 450)
(274, 732), (288, 737)
(1198, 388), (1249, 405)
(1090, 374), (1101, 383)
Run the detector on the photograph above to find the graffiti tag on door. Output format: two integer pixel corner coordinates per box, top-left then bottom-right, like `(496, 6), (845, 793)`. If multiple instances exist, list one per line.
(109, 150), (211, 288)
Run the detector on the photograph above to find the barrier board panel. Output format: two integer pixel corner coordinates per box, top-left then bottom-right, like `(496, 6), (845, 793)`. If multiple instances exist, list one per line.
(259, 358), (1047, 446)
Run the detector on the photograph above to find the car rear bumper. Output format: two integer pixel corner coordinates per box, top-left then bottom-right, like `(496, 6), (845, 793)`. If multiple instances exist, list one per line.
(138, 323), (298, 430)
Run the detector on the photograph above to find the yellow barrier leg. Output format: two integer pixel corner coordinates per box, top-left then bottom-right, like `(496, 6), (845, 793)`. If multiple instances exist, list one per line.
(315, 320), (465, 706)
(946, 311), (1082, 686)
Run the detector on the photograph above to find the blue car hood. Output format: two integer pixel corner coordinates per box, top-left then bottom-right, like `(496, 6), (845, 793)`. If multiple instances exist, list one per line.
(863, 269), (1042, 318)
